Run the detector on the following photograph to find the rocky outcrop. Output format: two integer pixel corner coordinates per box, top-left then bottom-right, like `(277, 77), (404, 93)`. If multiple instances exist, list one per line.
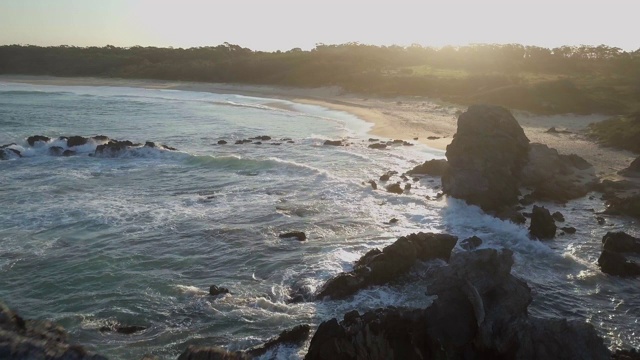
(618, 156), (640, 177)
(406, 159), (449, 176)
(598, 250), (640, 277)
(246, 324), (310, 357)
(0, 146), (21, 160)
(95, 140), (138, 156)
(460, 235), (482, 250)
(323, 140), (344, 146)
(27, 135), (50, 146)
(520, 143), (595, 202)
(316, 232), (457, 300)
(602, 232), (640, 253)
(306, 249), (610, 360)
(209, 285), (230, 296)
(529, 205), (557, 239)
(178, 324), (310, 360)
(442, 105), (530, 212)
(0, 301), (107, 359)
(604, 195), (640, 219)
(66, 136), (89, 147)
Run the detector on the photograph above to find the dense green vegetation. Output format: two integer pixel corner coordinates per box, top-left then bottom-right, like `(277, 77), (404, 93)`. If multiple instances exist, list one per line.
(588, 112), (640, 153)
(1, 43), (639, 115)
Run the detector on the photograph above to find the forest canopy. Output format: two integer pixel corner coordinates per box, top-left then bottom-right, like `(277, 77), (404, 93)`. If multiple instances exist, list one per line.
(1, 43), (639, 115)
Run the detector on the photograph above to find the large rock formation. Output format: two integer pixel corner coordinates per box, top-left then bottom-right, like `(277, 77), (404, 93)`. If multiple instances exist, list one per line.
(316, 232), (457, 300)
(442, 105), (530, 212)
(306, 249), (610, 360)
(528, 205), (557, 239)
(0, 302), (107, 359)
(406, 159), (449, 176)
(598, 231), (640, 277)
(520, 143), (595, 202)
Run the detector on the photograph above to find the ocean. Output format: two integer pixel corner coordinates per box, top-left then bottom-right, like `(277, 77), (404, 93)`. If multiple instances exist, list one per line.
(0, 81), (638, 359)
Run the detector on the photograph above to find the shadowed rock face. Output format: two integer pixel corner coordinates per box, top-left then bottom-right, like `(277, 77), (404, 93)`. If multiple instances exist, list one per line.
(442, 105), (530, 212)
(0, 302), (107, 360)
(316, 232), (457, 300)
(529, 205), (557, 239)
(306, 249), (611, 360)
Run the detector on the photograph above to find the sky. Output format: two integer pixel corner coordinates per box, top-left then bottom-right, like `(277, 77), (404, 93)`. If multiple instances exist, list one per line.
(0, 0), (637, 51)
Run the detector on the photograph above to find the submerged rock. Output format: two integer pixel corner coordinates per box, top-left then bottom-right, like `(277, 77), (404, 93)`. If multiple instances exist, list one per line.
(246, 324), (310, 357)
(0, 146), (21, 160)
(99, 324), (146, 334)
(316, 232), (457, 300)
(323, 140), (343, 146)
(279, 231), (306, 241)
(209, 285), (230, 296)
(307, 249), (610, 360)
(442, 105), (530, 212)
(49, 146), (64, 156)
(368, 143), (387, 149)
(460, 235), (483, 250)
(0, 301), (107, 359)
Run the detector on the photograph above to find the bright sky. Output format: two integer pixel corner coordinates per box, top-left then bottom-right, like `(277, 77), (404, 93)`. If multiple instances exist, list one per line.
(0, 0), (637, 51)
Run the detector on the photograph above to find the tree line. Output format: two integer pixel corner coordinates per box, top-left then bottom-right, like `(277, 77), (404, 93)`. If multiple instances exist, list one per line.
(1, 43), (639, 114)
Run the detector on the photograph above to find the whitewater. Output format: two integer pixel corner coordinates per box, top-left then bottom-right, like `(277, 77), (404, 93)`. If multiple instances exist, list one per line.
(0, 82), (638, 359)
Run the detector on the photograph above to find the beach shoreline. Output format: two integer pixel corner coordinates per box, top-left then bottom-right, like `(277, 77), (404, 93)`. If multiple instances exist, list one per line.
(1, 74), (635, 177)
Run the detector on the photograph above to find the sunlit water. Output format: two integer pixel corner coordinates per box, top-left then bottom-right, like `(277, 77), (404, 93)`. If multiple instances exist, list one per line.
(0, 82), (638, 359)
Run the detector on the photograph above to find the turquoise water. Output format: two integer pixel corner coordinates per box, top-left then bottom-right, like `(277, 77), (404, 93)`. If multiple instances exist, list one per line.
(0, 82), (638, 358)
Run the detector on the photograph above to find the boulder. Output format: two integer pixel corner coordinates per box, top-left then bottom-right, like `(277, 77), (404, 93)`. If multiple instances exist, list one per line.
(279, 231), (306, 241)
(460, 235), (483, 250)
(0, 301), (107, 359)
(367, 180), (377, 190)
(442, 105), (530, 212)
(27, 135), (50, 146)
(598, 250), (640, 277)
(307, 249), (610, 360)
(385, 183), (403, 194)
(552, 211), (565, 222)
(323, 140), (343, 146)
(217, 140), (227, 145)
(561, 226), (577, 234)
(368, 143), (387, 149)
(407, 159), (449, 176)
(602, 232), (640, 253)
(529, 205), (557, 239)
(66, 136), (88, 147)
(49, 146), (64, 156)
(95, 140), (137, 156)
(316, 232), (457, 300)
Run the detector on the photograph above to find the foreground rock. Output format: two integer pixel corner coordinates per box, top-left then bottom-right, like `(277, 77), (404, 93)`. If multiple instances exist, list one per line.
(0, 301), (107, 359)
(316, 232), (457, 300)
(602, 231), (640, 253)
(306, 249), (610, 360)
(442, 105), (530, 212)
(598, 250), (640, 277)
(178, 324), (310, 360)
(529, 205), (557, 240)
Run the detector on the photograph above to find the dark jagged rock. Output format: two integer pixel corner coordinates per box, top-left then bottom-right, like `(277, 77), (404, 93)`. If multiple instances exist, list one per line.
(406, 159), (449, 176)
(0, 301), (107, 359)
(552, 211), (565, 222)
(618, 156), (640, 177)
(521, 143), (595, 202)
(209, 285), (230, 296)
(561, 226), (577, 234)
(460, 235), (483, 250)
(27, 135), (50, 146)
(597, 216), (606, 225)
(66, 136), (88, 147)
(495, 206), (527, 224)
(144, 141), (157, 148)
(379, 172), (392, 181)
(323, 140), (343, 146)
(95, 140), (136, 156)
(605, 195), (640, 219)
(246, 324), (310, 357)
(404, 183), (411, 191)
(178, 346), (248, 360)
(279, 231), (306, 241)
(160, 144), (177, 151)
(385, 183), (403, 194)
(388, 218), (399, 224)
(62, 150), (76, 157)
(368, 143), (387, 149)
(49, 146), (64, 156)
(598, 250), (640, 277)
(307, 249), (610, 360)
(529, 205), (557, 239)
(217, 140), (227, 145)
(0, 147), (21, 160)
(442, 105), (530, 212)
(316, 232), (457, 300)
(91, 135), (109, 142)
(367, 180), (377, 190)
(602, 232), (640, 253)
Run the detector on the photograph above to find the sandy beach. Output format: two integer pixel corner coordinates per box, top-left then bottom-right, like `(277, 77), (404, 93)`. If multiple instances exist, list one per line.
(1, 75), (635, 178)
